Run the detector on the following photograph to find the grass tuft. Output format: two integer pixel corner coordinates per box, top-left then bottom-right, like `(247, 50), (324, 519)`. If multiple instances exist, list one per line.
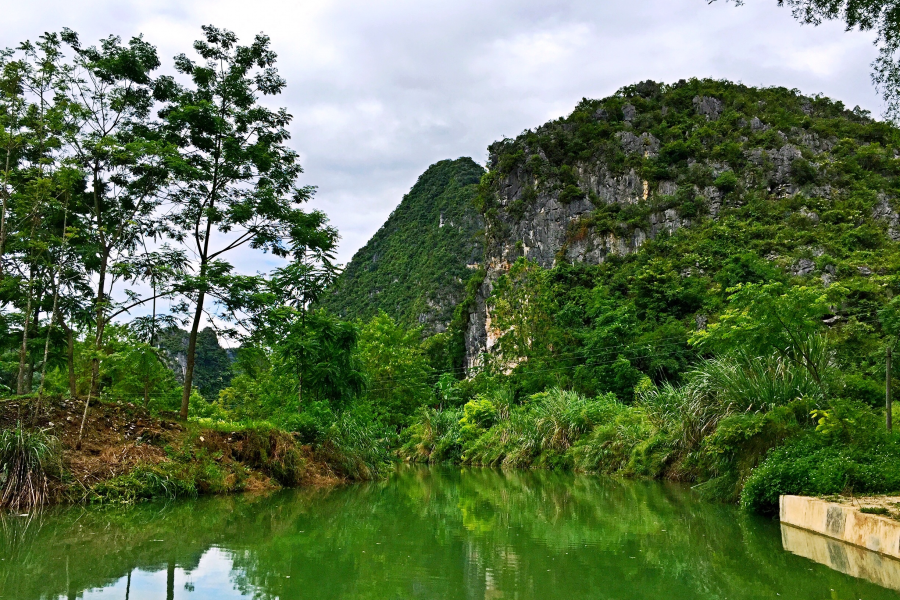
(0, 423), (60, 511)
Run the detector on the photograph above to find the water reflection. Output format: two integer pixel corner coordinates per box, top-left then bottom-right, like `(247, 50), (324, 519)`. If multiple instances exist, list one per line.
(75, 549), (239, 600)
(781, 523), (900, 592)
(2, 466), (898, 600)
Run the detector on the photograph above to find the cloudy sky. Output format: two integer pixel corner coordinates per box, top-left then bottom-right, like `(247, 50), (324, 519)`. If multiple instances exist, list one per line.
(1, 0), (882, 270)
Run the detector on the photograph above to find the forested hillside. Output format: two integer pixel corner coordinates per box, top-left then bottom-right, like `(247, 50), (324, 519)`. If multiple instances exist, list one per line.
(321, 158), (484, 333)
(399, 79), (900, 512)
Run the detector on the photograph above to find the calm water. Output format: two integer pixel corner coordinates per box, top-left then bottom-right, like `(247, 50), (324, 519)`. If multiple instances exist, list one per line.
(1, 466), (897, 600)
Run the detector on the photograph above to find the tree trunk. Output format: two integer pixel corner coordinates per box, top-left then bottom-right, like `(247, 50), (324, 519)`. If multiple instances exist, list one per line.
(0, 192), (8, 276)
(166, 558), (175, 600)
(56, 310), (77, 397)
(91, 252), (109, 398)
(0, 137), (14, 277)
(23, 306), (39, 393)
(35, 270), (60, 418)
(76, 383), (92, 451)
(179, 290), (206, 419)
(888, 346), (893, 433)
(16, 276), (34, 395)
(24, 360), (33, 396)
(66, 322), (76, 397)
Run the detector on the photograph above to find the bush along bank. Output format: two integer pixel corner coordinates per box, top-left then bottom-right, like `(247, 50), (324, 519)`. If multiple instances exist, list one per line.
(400, 386), (900, 514)
(400, 338), (900, 515)
(0, 395), (392, 510)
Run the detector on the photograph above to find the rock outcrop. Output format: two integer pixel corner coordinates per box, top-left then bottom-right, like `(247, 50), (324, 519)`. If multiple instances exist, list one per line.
(461, 79), (899, 370)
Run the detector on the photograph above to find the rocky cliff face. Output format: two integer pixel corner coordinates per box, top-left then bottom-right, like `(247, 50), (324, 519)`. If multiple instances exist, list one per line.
(463, 79), (900, 370)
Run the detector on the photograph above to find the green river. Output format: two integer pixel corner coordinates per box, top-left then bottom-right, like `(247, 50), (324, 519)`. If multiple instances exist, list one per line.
(1, 466), (898, 599)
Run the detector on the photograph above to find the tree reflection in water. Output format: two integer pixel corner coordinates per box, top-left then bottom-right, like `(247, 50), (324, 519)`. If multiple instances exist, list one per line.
(1, 466), (897, 600)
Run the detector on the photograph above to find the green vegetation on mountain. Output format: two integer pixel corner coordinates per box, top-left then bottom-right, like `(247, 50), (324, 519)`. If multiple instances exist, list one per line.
(153, 327), (232, 401)
(468, 79), (899, 404)
(321, 157), (484, 333)
(402, 79), (900, 512)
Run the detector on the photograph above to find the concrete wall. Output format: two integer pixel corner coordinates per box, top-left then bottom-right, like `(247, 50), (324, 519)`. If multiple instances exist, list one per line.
(780, 495), (900, 559)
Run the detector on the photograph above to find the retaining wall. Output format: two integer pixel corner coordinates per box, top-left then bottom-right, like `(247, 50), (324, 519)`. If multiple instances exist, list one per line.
(780, 495), (900, 559)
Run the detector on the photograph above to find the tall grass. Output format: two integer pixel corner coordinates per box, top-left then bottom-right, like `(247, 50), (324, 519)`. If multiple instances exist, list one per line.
(399, 340), (846, 510)
(319, 412), (394, 480)
(531, 388), (608, 452)
(571, 400), (656, 474)
(639, 383), (714, 453)
(0, 424), (60, 511)
(400, 406), (464, 463)
(689, 349), (826, 413)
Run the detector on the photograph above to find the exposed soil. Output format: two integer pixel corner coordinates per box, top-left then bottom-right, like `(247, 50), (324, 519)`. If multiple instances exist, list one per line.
(0, 395), (342, 507)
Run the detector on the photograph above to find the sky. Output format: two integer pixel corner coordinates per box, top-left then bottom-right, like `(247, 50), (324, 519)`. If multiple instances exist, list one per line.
(0, 0), (884, 294)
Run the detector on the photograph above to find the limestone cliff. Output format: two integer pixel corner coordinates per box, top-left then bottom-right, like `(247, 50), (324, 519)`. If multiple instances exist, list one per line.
(463, 79), (900, 370)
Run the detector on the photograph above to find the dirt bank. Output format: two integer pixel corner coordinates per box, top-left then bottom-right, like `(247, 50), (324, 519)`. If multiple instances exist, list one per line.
(0, 395), (342, 508)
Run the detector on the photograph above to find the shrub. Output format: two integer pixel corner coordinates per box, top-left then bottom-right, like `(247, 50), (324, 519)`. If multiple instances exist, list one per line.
(695, 399), (810, 502)
(558, 184), (585, 204)
(714, 170), (739, 192)
(461, 396), (499, 430)
(88, 463), (198, 504)
(741, 421), (900, 514)
(791, 157), (817, 185)
(188, 388), (229, 421)
(282, 400), (335, 445)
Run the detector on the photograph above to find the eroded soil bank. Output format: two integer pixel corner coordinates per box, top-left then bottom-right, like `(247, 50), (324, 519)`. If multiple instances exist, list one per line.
(0, 395), (343, 508)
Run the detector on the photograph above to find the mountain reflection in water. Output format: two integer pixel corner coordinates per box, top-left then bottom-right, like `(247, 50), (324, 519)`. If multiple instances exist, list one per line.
(1, 466), (897, 600)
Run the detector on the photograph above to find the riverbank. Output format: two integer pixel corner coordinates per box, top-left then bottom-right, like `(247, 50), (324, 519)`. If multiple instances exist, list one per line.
(0, 395), (347, 509)
(399, 387), (900, 513)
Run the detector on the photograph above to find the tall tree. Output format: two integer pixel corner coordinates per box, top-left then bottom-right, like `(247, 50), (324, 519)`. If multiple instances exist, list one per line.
(159, 26), (336, 419)
(358, 312), (433, 430)
(0, 49), (28, 276)
(59, 29), (169, 396)
(7, 34), (72, 395)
